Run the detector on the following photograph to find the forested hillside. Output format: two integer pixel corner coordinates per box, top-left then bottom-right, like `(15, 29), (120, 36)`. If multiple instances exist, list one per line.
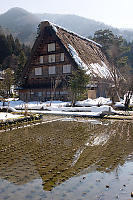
(0, 32), (30, 85)
(1, 7), (133, 45)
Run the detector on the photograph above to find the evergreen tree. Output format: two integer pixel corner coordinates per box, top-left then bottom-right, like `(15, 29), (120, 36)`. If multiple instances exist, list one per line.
(15, 50), (26, 85)
(69, 68), (90, 106)
(0, 35), (11, 64)
(14, 38), (21, 56)
(3, 68), (14, 97)
(93, 29), (129, 67)
(93, 29), (130, 101)
(0, 31), (31, 86)
(6, 34), (15, 54)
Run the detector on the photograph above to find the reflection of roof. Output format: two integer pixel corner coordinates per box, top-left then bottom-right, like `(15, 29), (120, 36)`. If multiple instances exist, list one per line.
(0, 120), (132, 192)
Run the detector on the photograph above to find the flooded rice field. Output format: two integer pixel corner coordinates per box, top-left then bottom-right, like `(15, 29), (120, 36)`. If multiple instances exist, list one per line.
(0, 116), (133, 200)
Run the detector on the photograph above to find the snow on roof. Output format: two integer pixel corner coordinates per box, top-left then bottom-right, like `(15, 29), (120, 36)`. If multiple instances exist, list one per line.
(68, 44), (112, 79)
(87, 61), (112, 79)
(68, 44), (88, 71)
(50, 22), (58, 33)
(49, 22), (102, 47)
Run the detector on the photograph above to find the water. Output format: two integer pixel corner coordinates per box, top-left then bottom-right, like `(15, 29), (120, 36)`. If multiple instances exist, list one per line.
(0, 117), (133, 200)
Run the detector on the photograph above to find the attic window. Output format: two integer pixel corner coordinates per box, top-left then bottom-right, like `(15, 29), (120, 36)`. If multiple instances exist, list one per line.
(60, 53), (64, 61)
(48, 54), (55, 63)
(35, 67), (42, 76)
(48, 43), (55, 52)
(63, 64), (71, 73)
(40, 56), (43, 64)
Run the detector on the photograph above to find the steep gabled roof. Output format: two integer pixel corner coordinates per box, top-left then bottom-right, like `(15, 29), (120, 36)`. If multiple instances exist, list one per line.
(22, 21), (113, 81)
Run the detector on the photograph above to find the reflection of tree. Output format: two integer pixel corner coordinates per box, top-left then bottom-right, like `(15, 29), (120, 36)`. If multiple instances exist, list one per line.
(0, 120), (133, 191)
(115, 166), (120, 180)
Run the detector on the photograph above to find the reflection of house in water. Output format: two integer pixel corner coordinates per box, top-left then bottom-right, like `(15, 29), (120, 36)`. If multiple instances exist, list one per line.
(0, 120), (133, 191)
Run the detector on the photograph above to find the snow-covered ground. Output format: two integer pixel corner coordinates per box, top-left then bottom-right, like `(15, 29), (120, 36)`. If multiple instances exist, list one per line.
(0, 96), (132, 120)
(0, 97), (117, 119)
(76, 97), (112, 107)
(18, 105), (115, 117)
(0, 112), (23, 120)
(114, 97), (133, 108)
(0, 97), (112, 110)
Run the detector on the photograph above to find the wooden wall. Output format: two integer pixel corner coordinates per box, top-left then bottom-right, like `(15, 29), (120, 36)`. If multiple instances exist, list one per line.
(21, 27), (74, 101)
(19, 88), (70, 102)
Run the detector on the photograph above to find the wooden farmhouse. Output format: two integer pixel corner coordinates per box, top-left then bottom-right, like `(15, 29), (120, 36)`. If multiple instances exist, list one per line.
(19, 21), (113, 102)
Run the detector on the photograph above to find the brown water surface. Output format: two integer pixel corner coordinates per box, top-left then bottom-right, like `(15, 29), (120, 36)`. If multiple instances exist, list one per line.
(0, 117), (133, 200)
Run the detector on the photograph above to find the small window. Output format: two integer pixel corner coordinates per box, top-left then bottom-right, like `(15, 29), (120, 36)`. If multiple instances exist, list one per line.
(40, 56), (43, 64)
(63, 64), (71, 73)
(60, 91), (68, 95)
(47, 91), (51, 97)
(35, 67), (42, 76)
(48, 43), (55, 52)
(60, 53), (64, 61)
(48, 54), (55, 63)
(49, 66), (56, 75)
(38, 91), (42, 97)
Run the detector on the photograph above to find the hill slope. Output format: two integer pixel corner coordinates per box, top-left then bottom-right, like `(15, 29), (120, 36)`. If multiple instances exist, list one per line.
(0, 7), (133, 44)
(0, 8), (40, 44)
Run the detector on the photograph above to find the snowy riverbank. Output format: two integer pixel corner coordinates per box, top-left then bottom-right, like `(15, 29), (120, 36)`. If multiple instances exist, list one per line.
(0, 96), (133, 120)
(0, 112), (23, 120)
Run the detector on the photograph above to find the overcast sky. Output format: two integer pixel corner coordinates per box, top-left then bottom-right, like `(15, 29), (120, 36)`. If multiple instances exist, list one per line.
(1, 0), (133, 29)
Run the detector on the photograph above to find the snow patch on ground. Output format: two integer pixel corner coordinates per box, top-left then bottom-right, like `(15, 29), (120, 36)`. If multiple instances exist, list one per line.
(86, 134), (109, 146)
(114, 97), (133, 108)
(0, 97), (119, 119)
(76, 97), (112, 107)
(0, 112), (23, 120)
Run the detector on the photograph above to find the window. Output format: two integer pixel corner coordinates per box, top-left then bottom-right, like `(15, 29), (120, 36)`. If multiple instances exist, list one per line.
(40, 56), (43, 64)
(48, 54), (55, 63)
(60, 53), (64, 61)
(38, 92), (42, 97)
(35, 67), (42, 76)
(63, 65), (71, 73)
(60, 91), (68, 95)
(47, 91), (51, 97)
(48, 43), (55, 52)
(34, 92), (42, 97)
(49, 66), (56, 75)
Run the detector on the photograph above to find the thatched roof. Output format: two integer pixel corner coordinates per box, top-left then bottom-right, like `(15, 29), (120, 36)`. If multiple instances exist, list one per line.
(23, 21), (113, 81)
